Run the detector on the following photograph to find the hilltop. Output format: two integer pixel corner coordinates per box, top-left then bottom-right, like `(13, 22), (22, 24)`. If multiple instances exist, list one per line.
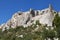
(0, 4), (60, 40)
(0, 4), (58, 30)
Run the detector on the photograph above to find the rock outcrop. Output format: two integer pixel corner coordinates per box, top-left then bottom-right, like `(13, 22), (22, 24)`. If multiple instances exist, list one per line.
(0, 4), (57, 31)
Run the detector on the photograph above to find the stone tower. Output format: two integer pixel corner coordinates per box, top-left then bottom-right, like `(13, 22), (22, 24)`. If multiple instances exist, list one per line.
(49, 4), (53, 12)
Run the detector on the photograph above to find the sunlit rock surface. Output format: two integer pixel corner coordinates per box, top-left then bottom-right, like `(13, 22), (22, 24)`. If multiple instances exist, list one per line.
(0, 4), (57, 30)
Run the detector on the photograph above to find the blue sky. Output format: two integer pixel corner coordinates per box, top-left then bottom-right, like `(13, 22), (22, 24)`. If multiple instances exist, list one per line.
(0, 0), (60, 25)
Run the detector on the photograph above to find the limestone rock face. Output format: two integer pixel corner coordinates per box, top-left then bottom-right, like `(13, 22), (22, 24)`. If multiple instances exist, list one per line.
(0, 5), (56, 30)
(32, 8), (54, 26)
(11, 11), (32, 28)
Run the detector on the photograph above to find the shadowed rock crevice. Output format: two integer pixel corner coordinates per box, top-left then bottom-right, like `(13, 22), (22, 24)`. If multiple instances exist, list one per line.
(25, 17), (30, 24)
(30, 10), (35, 17)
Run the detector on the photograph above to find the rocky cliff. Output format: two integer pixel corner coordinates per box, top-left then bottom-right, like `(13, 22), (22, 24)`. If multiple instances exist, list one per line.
(0, 4), (57, 31)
